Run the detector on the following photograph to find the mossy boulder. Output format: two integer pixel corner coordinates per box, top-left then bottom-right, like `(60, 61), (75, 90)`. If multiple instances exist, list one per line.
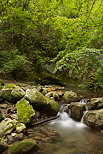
(63, 91), (80, 103)
(8, 139), (39, 154)
(16, 99), (35, 124)
(70, 103), (86, 121)
(0, 138), (8, 152)
(87, 97), (103, 110)
(84, 109), (103, 130)
(0, 84), (25, 102)
(0, 118), (17, 137)
(25, 89), (59, 116)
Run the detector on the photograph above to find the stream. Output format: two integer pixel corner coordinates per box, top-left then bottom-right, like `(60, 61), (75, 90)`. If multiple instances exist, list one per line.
(41, 103), (103, 154)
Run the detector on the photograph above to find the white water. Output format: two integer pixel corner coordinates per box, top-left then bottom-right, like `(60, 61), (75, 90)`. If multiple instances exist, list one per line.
(45, 103), (103, 154)
(50, 111), (87, 129)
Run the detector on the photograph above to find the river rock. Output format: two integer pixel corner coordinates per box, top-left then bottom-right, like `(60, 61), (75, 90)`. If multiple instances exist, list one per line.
(63, 91), (80, 103)
(84, 109), (103, 129)
(0, 118), (17, 137)
(8, 139), (39, 154)
(70, 103), (86, 121)
(45, 91), (59, 100)
(16, 98), (35, 124)
(25, 89), (59, 116)
(0, 84), (25, 102)
(16, 123), (26, 133)
(87, 97), (103, 110)
(0, 138), (8, 152)
(0, 110), (4, 121)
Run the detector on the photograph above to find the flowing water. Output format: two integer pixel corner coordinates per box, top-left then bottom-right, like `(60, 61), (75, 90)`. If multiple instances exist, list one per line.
(42, 103), (103, 154)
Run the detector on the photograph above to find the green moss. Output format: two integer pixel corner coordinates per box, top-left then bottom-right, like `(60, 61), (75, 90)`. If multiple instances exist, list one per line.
(5, 84), (15, 89)
(8, 139), (38, 154)
(16, 99), (35, 124)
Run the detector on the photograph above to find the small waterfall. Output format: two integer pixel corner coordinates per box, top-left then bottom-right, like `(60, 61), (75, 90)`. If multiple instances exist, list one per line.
(50, 104), (87, 129)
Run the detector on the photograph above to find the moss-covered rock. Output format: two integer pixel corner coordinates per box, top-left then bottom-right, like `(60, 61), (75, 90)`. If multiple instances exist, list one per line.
(84, 109), (103, 130)
(63, 91), (80, 103)
(16, 99), (35, 124)
(0, 118), (17, 137)
(8, 139), (39, 154)
(70, 103), (86, 121)
(0, 138), (8, 152)
(25, 89), (59, 116)
(0, 84), (25, 102)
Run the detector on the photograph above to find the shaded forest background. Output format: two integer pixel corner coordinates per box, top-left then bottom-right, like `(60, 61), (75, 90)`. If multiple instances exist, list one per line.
(0, 0), (103, 90)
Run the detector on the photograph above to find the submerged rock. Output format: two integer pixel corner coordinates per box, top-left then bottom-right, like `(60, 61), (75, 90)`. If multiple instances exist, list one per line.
(8, 139), (39, 154)
(0, 118), (17, 137)
(0, 138), (8, 152)
(63, 91), (80, 103)
(25, 89), (59, 116)
(16, 99), (35, 124)
(70, 103), (86, 121)
(0, 84), (25, 102)
(84, 109), (103, 129)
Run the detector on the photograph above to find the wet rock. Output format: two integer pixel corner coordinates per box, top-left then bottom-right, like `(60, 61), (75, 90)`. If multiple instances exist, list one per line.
(87, 97), (103, 110)
(16, 123), (26, 133)
(8, 139), (39, 154)
(70, 103), (86, 121)
(0, 138), (8, 152)
(16, 98), (35, 124)
(25, 89), (59, 116)
(0, 118), (17, 137)
(84, 109), (103, 129)
(7, 133), (24, 144)
(63, 91), (80, 103)
(0, 110), (4, 121)
(0, 84), (25, 102)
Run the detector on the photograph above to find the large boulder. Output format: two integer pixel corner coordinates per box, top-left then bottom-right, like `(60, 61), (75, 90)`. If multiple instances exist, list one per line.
(87, 97), (103, 110)
(70, 103), (86, 121)
(0, 84), (25, 102)
(16, 99), (35, 124)
(0, 138), (8, 152)
(25, 89), (59, 116)
(63, 91), (80, 103)
(84, 109), (103, 129)
(8, 139), (39, 154)
(0, 118), (17, 137)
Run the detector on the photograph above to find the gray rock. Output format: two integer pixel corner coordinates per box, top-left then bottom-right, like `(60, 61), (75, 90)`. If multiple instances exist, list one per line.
(70, 103), (86, 121)
(0, 84), (25, 102)
(0, 118), (17, 137)
(63, 91), (80, 103)
(87, 97), (103, 110)
(25, 89), (59, 116)
(0, 110), (4, 121)
(16, 123), (26, 133)
(84, 109), (103, 129)
(0, 138), (8, 152)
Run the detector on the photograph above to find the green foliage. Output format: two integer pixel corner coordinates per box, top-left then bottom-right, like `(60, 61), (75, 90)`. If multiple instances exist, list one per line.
(0, 0), (103, 90)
